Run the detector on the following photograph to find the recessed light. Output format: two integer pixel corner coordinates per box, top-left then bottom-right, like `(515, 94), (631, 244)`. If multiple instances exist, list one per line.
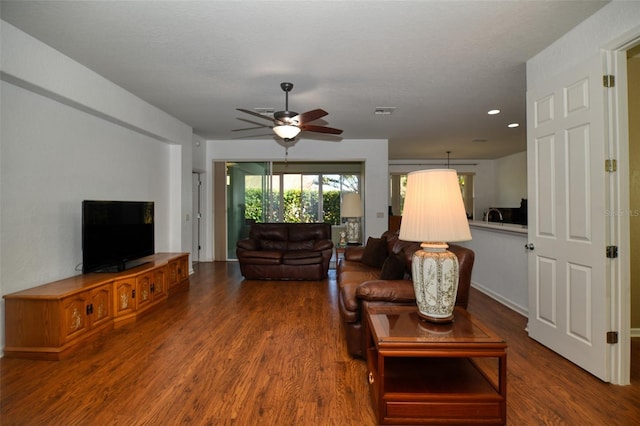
(508, 123), (519, 128)
(374, 107), (396, 115)
(488, 109), (500, 115)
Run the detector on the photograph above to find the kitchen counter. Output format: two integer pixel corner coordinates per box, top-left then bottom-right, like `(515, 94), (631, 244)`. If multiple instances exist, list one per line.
(468, 220), (527, 235)
(457, 220), (528, 316)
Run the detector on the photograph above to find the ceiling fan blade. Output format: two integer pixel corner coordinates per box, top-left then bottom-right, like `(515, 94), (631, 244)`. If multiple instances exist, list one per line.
(233, 118), (273, 131)
(231, 133), (276, 140)
(294, 108), (328, 124)
(236, 108), (277, 123)
(232, 126), (271, 132)
(301, 124), (343, 135)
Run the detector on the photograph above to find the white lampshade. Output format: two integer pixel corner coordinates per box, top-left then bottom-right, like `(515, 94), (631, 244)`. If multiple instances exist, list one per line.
(273, 125), (301, 140)
(399, 169), (471, 243)
(399, 169), (471, 323)
(341, 193), (363, 218)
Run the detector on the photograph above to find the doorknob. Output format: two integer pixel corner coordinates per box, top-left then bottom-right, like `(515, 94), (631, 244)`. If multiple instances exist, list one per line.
(525, 243), (535, 251)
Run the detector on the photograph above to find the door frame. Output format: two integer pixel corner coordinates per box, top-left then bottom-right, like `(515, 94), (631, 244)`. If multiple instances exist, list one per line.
(604, 27), (640, 385)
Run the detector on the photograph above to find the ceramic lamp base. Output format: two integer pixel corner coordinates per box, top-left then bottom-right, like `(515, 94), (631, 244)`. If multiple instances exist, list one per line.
(411, 242), (459, 323)
(345, 218), (360, 244)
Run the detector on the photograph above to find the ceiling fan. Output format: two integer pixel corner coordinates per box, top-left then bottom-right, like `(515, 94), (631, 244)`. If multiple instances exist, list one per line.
(236, 82), (343, 142)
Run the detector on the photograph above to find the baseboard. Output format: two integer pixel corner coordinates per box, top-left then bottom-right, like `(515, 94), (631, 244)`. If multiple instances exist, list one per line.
(470, 282), (528, 317)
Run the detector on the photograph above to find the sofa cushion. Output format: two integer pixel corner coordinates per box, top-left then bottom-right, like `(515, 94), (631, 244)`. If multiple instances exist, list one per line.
(249, 223), (289, 240)
(282, 250), (323, 265)
(337, 259), (377, 275)
(379, 253), (406, 280)
(259, 239), (288, 251)
(356, 280), (416, 302)
(288, 240), (315, 251)
(361, 237), (388, 268)
(239, 250), (283, 265)
(288, 223), (331, 241)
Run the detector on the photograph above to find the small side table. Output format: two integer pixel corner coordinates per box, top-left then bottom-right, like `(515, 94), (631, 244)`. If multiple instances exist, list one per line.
(335, 245), (347, 266)
(365, 305), (507, 425)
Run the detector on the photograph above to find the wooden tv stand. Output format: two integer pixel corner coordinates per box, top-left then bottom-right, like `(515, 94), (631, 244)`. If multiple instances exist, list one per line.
(3, 253), (189, 361)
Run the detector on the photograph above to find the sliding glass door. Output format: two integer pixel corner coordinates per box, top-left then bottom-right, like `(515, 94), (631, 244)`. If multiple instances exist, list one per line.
(226, 162), (271, 260)
(226, 161), (362, 259)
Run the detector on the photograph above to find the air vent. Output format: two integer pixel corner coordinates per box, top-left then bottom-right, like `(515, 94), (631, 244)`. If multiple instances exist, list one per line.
(374, 107), (396, 115)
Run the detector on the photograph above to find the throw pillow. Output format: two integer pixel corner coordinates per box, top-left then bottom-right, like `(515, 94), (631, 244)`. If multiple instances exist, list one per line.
(361, 237), (388, 268)
(379, 253), (406, 280)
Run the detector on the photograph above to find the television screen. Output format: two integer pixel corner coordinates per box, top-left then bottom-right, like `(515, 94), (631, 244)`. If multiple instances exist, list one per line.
(82, 200), (154, 273)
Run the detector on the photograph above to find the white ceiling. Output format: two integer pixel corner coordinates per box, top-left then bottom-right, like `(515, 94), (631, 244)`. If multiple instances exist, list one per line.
(0, 0), (609, 160)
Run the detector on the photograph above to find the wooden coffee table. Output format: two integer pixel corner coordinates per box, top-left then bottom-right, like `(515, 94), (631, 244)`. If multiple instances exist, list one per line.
(365, 305), (507, 425)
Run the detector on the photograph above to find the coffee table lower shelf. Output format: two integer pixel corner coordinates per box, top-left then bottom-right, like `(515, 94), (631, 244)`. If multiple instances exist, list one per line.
(368, 356), (504, 425)
(365, 305), (507, 425)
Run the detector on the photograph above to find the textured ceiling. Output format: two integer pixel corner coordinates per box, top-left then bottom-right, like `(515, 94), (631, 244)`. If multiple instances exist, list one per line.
(0, 1), (609, 160)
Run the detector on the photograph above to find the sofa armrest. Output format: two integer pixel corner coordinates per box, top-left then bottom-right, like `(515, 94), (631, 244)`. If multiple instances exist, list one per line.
(344, 246), (365, 261)
(313, 239), (334, 251)
(237, 238), (258, 251)
(356, 279), (416, 302)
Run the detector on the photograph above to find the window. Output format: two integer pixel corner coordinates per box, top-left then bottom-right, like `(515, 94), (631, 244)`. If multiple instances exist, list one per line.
(390, 172), (474, 219)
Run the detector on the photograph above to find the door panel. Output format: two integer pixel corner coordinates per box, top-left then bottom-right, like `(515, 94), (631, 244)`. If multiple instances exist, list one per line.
(226, 162), (270, 260)
(527, 55), (609, 381)
(535, 135), (556, 236)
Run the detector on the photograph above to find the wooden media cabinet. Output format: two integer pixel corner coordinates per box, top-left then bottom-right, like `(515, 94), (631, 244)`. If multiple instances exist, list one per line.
(3, 253), (189, 360)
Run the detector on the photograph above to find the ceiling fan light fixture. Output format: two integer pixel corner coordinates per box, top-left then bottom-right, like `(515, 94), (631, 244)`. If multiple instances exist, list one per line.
(273, 125), (301, 140)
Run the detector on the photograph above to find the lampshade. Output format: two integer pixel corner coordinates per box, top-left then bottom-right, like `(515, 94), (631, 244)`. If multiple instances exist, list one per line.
(399, 169), (471, 243)
(273, 125), (301, 140)
(341, 193), (363, 218)
(400, 169), (471, 323)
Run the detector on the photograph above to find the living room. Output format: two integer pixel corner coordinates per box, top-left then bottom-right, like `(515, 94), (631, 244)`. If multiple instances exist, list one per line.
(2, 1), (640, 424)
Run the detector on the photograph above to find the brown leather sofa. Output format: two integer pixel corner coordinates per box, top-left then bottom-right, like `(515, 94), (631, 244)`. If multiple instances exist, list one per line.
(236, 223), (334, 280)
(337, 230), (475, 358)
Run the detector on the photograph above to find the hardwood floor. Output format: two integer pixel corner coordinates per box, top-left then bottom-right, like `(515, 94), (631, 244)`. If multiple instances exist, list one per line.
(1, 261), (639, 425)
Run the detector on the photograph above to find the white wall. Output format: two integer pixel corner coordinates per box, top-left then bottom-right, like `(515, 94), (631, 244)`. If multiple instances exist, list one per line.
(204, 138), (388, 261)
(458, 226), (528, 315)
(495, 151), (527, 206)
(192, 134), (207, 172)
(389, 159), (499, 221)
(0, 21), (194, 353)
(527, 2), (640, 87)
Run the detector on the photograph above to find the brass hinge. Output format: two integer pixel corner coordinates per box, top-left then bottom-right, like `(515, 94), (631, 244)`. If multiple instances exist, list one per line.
(606, 246), (618, 259)
(605, 159), (617, 172)
(603, 75), (615, 88)
(606, 331), (618, 344)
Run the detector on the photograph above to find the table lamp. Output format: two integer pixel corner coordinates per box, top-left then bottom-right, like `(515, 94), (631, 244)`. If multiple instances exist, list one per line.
(399, 169), (471, 322)
(341, 192), (363, 245)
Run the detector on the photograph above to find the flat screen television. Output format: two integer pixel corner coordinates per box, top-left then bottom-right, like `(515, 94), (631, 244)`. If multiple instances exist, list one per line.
(82, 200), (155, 273)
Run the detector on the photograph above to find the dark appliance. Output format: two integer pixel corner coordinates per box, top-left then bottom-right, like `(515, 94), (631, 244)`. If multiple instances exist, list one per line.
(82, 200), (154, 273)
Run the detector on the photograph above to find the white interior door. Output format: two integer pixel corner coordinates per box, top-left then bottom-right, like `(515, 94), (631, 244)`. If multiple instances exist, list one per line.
(527, 55), (610, 381)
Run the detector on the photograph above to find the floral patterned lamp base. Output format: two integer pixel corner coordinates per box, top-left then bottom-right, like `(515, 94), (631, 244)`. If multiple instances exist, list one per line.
(411, 242), (459, 323)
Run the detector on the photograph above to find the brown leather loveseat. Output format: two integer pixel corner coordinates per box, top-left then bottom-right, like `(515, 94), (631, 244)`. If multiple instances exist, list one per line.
(236, 223), (334, 280)
(337, 230), (475, 358)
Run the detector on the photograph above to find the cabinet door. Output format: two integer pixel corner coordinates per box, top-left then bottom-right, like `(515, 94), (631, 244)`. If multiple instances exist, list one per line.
(136, 272), (153, 311)
(61, 294), (89, 343)
(88, 284), (112, 328)
(153, 267), (167, 300)
(168, 260), (178, 288)
(114, 278), (136, 317)
(177, 256), (189, 281)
